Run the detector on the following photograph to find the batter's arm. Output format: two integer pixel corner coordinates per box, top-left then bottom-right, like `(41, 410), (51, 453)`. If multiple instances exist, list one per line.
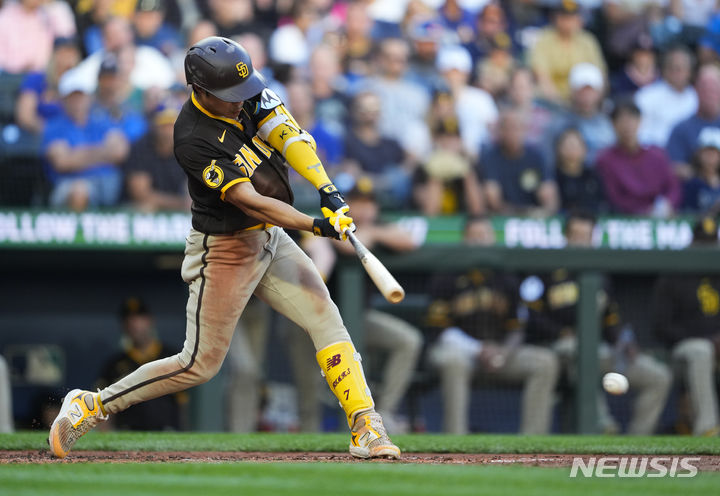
(225, 181), (314, 232)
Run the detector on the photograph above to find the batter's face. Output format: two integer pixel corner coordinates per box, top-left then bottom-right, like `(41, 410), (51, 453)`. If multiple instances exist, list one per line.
(195, 89), (244, 119)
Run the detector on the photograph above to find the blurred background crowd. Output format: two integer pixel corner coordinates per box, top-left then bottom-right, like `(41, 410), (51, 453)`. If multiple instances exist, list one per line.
(2, 0), (720, 216)
(1, 0), (720, 439)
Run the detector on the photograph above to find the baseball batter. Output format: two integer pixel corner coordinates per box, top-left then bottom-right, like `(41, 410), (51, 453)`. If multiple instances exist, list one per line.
(48, 37), (400, 460)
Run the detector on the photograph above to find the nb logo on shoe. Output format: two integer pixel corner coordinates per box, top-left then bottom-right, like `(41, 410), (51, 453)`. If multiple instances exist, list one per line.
(326, 354), (341, 370)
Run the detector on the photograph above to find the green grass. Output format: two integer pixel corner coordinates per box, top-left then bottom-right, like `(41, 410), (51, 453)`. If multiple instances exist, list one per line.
(1, 431), (719, 455)
(0, 463), (718, 496)
(1, 432), (717, 496)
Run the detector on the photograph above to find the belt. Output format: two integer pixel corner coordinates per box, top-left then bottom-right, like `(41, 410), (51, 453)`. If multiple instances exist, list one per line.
(242, 223), (274, 231)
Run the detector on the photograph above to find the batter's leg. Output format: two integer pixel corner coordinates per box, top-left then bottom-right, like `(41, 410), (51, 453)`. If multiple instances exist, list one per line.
(254, 228), (399, 458)
(49, 229), (274, 457)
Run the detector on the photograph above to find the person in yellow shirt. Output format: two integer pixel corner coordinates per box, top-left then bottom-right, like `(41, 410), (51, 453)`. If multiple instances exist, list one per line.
(528, 0), (607, 103)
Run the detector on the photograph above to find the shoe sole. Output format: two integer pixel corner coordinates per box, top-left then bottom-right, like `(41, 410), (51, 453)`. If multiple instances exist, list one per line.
(48, 388), (82, 459)
(349, 445), (401, 460)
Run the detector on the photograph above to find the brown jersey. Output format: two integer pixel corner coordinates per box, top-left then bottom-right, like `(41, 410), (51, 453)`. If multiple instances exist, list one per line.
(173, 92), (293, 234)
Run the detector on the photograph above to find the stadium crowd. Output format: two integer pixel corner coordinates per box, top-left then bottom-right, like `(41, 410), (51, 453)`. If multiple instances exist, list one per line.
(1, 0), (720, 438)
(1, 0), (720, 216)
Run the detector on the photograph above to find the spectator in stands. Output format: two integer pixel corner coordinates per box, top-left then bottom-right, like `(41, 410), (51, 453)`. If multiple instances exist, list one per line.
(505, 66), (554, 148)
(596, 100), (681, 216)
(207, 0), (257, 39)
(132, 0), (183, 57)
(91, 53), (147, 142)
(601, 0), (665, 68)
(555, 128), (607, 213)
(437, 44), (498, 160)
(427, 216), (559, 434)
(438, 0), (476, 44)
(546, 62), (615, 166)
(15, 38), (81, 134)
(414, 101), (484, 216)
(652, 217), (720, 436)
(43, 68), (129, 211)
(338, 0), (376, 84)
(672, 0), (717, 47)
(524, 211), (671, 434)
(464, 3), (515, 70)
(528, 0), (606, 103)
(123, 102), (188, 212)
(0, 354), (12, 433)
(308, 44), (349, 135)
(344, 91), (412, 207)
(667, 64), (720, 178)
(683, 128), (720, 213)
(71, 16), (176, 93)
(173, 20), (218, 85)
(406, 18), (445, 94)
(610, 34), (658, 98)
(365, 37), (432, 160)
(699, 8), (720, 64)
(635, 45), (697, 147)
(97, 297), (186, 431)
(75, 0), (114, 56)
(286, 79), (343, 171)
(482, 108), (559, 215)
(475, 28), (517, 101)
(0, 0), (75, 74)
(331, 180), (424, 433)
(268, 0), (320, 68)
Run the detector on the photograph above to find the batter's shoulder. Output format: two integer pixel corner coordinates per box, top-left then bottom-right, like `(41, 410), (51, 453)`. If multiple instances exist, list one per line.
(174, 100), (224, 148)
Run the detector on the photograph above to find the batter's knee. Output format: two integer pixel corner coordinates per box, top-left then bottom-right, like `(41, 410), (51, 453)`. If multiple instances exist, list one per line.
(179, 349), (226, 385)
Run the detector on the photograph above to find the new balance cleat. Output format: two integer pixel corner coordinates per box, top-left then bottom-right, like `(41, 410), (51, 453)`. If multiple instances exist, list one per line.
(48, 389), (107, 458)
(349, 412), (401, 459)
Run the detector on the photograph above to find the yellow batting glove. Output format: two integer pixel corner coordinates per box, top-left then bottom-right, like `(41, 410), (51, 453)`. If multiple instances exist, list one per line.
(313, 207), (356, 240)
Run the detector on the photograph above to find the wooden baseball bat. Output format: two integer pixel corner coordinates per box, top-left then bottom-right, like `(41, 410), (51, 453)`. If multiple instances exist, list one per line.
(344, 229), (405, 303)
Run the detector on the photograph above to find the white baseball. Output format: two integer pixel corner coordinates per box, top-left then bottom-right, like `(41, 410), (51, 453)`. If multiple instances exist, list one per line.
(602, 372), (629, 395)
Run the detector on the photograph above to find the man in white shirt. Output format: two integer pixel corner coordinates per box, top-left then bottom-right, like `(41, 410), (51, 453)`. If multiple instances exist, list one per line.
(635, 45), (697, 147)
(437, 44), (498, 159)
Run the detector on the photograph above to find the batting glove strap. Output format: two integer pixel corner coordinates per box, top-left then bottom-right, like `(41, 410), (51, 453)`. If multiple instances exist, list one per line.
(319, 183), (349, 215)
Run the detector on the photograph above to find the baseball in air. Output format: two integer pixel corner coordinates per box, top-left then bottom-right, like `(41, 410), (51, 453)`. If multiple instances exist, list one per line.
(602, 372), (629, 395)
